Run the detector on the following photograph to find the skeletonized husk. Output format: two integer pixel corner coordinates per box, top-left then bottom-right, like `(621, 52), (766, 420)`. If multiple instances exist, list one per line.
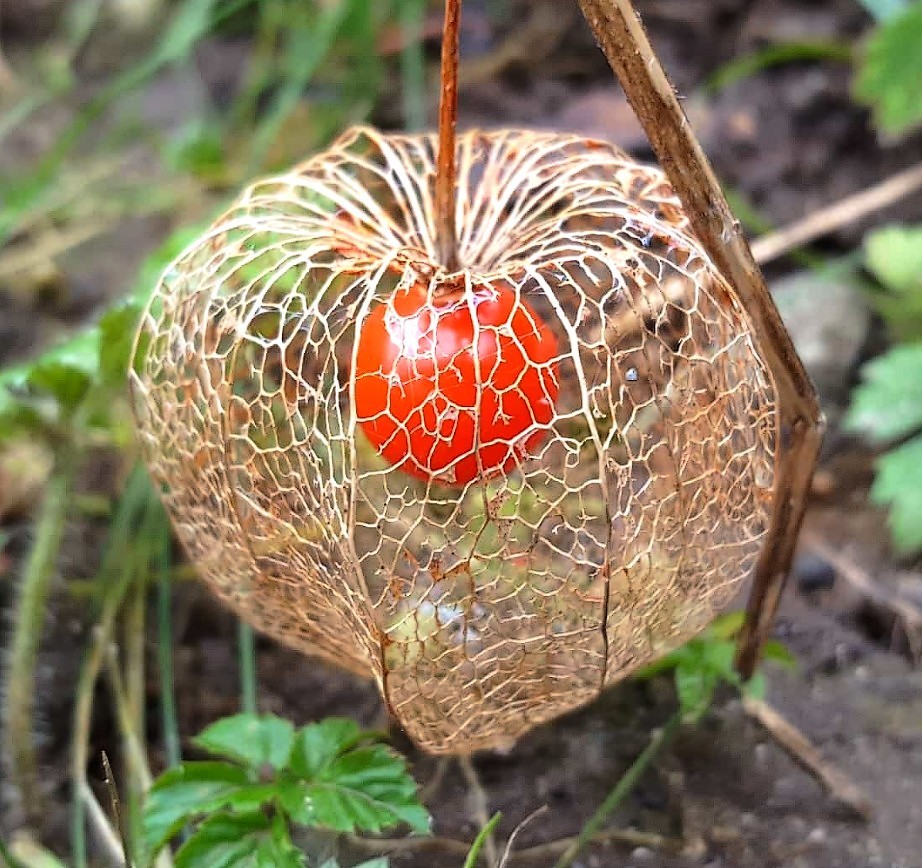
(130, 128), (776, 753)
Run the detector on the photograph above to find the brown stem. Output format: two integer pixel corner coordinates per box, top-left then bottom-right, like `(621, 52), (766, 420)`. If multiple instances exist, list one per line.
(573, 0), (824, 675)
(435, 0), (461, 272)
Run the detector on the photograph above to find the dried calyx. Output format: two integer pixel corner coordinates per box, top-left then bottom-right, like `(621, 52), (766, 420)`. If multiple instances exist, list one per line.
(130, 1), (781, 753)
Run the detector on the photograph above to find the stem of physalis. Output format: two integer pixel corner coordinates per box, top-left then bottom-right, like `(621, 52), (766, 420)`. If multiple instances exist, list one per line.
(435, 0), (461, 272)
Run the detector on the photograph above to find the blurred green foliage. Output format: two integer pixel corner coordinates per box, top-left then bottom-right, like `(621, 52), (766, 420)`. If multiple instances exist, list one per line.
(854, 0), (922, 135)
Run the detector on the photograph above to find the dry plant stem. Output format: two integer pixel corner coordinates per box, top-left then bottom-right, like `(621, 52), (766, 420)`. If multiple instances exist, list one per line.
(751, 161), (922, 265)
(573, 0), (823, 677)
(460, 756), (499, 868)
(742, 696), (873, 820)
(498, 806), (548, 866)
(101, 750), (132, 865)
(435, 0), (462, 271)
(77, 780), (125, 867)
(349, 826), (679, 860)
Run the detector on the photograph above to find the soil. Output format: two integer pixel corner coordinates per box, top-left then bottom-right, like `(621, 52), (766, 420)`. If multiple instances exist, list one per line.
(2, 1), (922, 867)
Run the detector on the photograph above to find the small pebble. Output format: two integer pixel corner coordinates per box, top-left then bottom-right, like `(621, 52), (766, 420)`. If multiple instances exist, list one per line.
(629, 847), (655, 862)
(807, 826), (827, 845)
(792, 551), (836, 593)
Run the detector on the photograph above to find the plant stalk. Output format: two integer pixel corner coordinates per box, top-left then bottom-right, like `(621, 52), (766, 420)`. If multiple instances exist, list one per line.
(5, 453), (76, 822)
(553, 711), (682, 868)
(238, 621), (258, 716)
(156, 520), (182, 770)
(435, 0), (462, 271)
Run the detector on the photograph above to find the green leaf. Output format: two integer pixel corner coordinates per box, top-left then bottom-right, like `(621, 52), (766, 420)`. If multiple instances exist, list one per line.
(279, 722), (430, 835)
(762, 640), (797, 669)
(846, 344), (922, 442)
(26, 328), (100, 411)
(854, 1), (922, 136)
(863, 224), (922, 340)
(194, 713), (295, 772)
(701, 639), (740, 684)
(702, 611), (746, 641)
(288, 719), (366, 780)
(743, 671), (767, 701)
(142, 762), (273, 852)
(98, 302), (142, 391)
(174, 811), (305, 868)
(674, 654), (715, 722)
(865, 225), (922, 293)
(869, 434), (922, 553)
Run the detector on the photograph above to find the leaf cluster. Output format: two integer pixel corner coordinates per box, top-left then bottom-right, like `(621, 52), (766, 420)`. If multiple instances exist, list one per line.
(635, 613), (795, 722)
(846, 223), (922, 555)
(143, 714), (429, 868)
(854, 0), (922, 136)
(847, 344), (922, 554)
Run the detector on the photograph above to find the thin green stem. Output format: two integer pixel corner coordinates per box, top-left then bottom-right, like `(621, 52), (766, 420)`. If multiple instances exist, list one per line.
(125, 544), (147, 848)
(552, 712), (682, 868)
(238, 621), (258, 716)
(70, 466), (152, 868)
(5, 450), (76, 822)
(156, 515), (182, 770)
(704, 39), (853, 95)
(463, 812), (502, 868)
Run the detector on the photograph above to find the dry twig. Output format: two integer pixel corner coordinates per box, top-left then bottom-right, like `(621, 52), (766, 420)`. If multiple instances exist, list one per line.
(743, 696), (873, 820)
(751, 162), (922, 265)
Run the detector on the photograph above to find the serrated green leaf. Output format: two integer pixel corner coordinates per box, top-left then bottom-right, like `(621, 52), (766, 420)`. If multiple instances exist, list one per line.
(845, 344), (922, 442)
(870, 434), (922, 553)
(280, 725), (429, 835)
(142, 761), (272, 852)
(174, 811), (305, 868)
(194, 713), (295, 772)
(289, 718), (366, 779)
(854, 1), (922, 135)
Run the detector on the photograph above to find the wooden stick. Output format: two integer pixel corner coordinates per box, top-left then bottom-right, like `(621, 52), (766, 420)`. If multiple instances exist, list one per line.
(572, 0), (824, 678)
(751, 161), (922, 265)
(743, 696), (873, 820)
(435, 0), (462, 272)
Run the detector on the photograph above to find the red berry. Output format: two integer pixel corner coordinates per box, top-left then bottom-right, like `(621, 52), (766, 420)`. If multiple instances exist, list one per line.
(354, 279), (559, 486)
